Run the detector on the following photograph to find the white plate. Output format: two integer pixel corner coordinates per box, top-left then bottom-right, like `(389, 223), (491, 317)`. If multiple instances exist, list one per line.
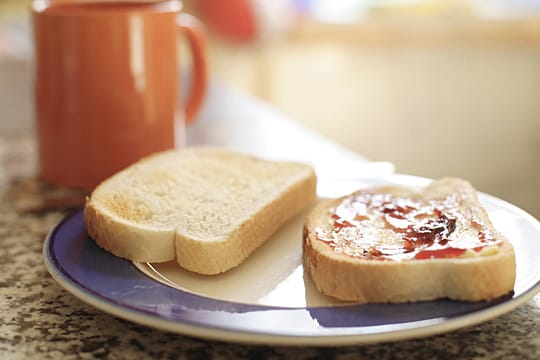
(43, 175), (540, 346)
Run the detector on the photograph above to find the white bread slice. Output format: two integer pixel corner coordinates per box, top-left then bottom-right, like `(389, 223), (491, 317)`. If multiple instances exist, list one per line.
(84, 147), (316, 274)
(303, 178), (516, 303)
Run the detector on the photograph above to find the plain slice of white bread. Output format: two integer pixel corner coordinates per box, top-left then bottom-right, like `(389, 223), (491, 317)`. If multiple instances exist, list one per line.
(303, 178), (516, 303)
(84, 147), (316, 275)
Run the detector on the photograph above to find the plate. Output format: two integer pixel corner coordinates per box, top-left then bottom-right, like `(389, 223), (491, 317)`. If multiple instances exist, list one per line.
(43, 175), (540, 346)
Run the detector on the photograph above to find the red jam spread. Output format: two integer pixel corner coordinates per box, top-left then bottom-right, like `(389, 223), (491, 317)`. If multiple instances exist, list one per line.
(314, 189), (501, 261)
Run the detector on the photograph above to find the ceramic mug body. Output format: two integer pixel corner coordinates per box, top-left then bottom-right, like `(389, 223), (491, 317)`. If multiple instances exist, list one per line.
(32, 0), (206, 188)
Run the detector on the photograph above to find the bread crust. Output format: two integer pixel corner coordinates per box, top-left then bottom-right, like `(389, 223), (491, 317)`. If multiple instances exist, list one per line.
(303, 178), (516, 303)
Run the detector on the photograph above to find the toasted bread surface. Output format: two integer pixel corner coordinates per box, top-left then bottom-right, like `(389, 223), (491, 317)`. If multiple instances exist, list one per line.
(303, 178), (516, 303)
(85, 147), (317, 274)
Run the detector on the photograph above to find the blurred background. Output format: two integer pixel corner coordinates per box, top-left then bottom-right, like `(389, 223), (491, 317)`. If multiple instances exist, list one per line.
(1, 0), (539, 217)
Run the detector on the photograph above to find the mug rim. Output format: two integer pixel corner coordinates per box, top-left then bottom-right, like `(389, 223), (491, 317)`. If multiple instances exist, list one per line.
(32, 0), (183, 15)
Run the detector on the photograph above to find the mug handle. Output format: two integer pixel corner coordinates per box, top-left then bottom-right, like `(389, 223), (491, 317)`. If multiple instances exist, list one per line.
(177, 13), (207, 124)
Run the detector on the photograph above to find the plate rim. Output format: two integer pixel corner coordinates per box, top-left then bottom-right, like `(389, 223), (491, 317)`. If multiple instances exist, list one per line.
(43, 174), (540, 346)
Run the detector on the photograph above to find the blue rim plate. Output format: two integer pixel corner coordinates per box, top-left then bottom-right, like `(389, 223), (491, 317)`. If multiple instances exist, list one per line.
(43, 175), (540, 346)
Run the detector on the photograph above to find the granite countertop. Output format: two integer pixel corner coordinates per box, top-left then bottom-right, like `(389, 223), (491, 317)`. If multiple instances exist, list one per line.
(0, 132), (539, 359)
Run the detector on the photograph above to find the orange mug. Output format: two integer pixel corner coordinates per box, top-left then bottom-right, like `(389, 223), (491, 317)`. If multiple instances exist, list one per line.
(32, 0), (207, 189)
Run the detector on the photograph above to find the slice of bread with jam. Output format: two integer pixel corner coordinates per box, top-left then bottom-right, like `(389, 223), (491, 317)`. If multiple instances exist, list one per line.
(303, 178), (516, 303)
